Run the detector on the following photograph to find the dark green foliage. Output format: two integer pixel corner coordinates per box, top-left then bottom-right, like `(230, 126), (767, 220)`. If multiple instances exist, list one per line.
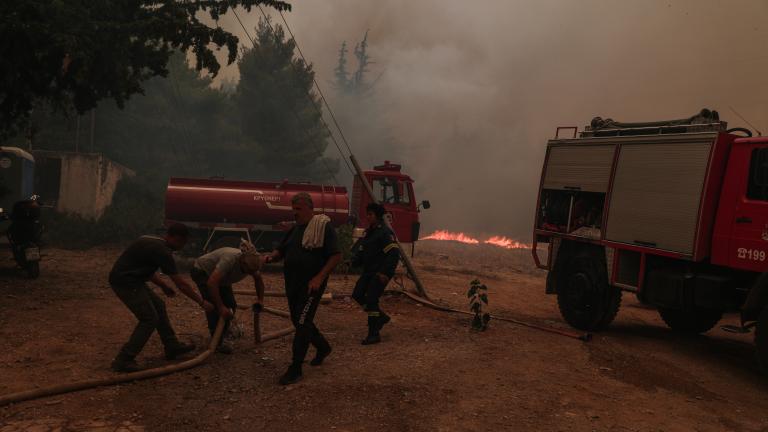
(0, 0), (291, 136)
(235, 18), (338, 181)
(11, 53), (244, 185)
(42, 177), (163, 248)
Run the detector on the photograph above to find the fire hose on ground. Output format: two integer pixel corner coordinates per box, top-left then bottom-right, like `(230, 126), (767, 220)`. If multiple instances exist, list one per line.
(0, 282), (588, 407)
(0, 306), (295, 407)
(234, 288), (592, 341)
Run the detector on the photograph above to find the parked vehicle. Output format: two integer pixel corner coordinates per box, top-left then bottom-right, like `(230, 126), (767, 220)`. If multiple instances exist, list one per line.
(0, 147), (42, 278)
(3, 197), (43, 279)
(164, 161), (429, 252)
(532, 109), (768, 371)
(0, 146), (35, 212)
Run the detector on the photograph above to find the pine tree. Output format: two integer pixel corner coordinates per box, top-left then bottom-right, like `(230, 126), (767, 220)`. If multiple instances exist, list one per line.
(334, 41), (351, 93)
(235, 18), (338, 182)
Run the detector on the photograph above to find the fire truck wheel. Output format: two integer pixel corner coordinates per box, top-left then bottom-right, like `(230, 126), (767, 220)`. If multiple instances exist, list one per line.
(755, 307), (768, 375)
(556, 250), (621, 331)
(657, 308), (722, 334)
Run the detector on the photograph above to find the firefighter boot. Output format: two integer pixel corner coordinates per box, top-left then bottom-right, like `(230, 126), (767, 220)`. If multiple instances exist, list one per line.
(111, 354), (141, 373)
(164, 341), (196, 360)
(361, 315), (382, 345)
(279, 363), (303, 385)
(378, 311), (391, 330)
(310, 343), (332, 366)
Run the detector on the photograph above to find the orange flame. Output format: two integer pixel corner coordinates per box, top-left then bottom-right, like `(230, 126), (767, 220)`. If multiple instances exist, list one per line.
(421, 231), (532, 249)
(484, 236), (531, 250)
(421, 230), (480, 244)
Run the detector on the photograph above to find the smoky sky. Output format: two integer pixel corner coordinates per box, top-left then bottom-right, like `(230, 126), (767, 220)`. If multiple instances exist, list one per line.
(213, 0), (768, 240)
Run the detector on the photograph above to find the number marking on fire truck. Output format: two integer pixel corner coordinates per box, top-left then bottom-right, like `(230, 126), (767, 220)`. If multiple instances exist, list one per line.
(737, 248), (766, 262)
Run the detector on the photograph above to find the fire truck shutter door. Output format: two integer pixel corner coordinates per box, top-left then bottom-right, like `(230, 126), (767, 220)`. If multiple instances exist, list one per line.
(605, 139), (714, 255)
(543, 145), (615, 193)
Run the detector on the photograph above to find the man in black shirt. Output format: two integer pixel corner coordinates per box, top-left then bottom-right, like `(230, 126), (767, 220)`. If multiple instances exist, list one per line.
(266, 193), (341, 385)
(351, 203), (400, 345)
(109, 223), (213, 372)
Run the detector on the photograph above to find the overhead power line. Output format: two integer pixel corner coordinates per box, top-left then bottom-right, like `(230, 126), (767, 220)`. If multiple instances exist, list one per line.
(231, 5), (355, 181)
(254, 6), (356, 170)
(275, 8), (354, 156)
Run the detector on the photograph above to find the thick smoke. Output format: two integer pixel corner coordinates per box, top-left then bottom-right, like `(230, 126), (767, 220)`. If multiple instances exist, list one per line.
(216, 0), (768, 240)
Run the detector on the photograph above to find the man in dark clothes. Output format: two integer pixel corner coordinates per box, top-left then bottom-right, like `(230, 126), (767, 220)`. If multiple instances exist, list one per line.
(265, 192), (341, 385)
(109, 223), (214, 372)
(351, 202), (401, 345)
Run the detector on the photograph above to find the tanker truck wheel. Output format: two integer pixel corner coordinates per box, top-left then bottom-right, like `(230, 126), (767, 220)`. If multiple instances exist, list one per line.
(556, 248), (622, 331)
(658, 307), (722, 334)
(755, 307), (768, 374)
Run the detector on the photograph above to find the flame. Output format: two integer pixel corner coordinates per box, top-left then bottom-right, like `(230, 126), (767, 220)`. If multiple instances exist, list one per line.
(421, 230), (480, 244)
(421, 231), (532, 249)
(484, 236), (530, 250)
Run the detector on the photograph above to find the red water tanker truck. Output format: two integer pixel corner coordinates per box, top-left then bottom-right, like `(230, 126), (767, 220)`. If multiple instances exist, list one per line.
(165, 161), (429, 251)
(532, 109), (768, 372)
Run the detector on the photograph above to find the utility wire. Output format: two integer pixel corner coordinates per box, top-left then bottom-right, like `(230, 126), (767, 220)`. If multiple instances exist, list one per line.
(254, 5), (356, 173)
(231, 5), (350, 182)
(276, 8), (354, 156)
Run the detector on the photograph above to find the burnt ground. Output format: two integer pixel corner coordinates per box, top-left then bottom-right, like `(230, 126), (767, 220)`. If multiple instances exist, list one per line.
(0, 241), (767, 431)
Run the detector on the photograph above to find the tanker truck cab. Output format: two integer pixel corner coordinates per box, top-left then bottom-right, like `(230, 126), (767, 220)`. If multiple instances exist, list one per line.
(533, 109), (768, 374)
(352, 161), (428, 244)
(712, 137), (768, 273)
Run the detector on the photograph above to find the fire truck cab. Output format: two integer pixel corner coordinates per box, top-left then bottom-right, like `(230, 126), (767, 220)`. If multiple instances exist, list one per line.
(352, 161), (429, 243)
(533, 109), (768, 372)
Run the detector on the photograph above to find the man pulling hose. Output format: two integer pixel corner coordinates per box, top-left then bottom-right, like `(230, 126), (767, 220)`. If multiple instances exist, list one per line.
(109, 223), (214, 372)
(191, 240), (265, 353)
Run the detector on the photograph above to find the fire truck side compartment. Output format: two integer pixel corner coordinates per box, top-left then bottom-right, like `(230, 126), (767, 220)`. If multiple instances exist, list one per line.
(605, 134), (717, 256)
(543, 144), (615, 193)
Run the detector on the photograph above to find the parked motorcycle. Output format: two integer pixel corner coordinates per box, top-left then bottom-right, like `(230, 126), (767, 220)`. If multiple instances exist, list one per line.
(2, 196), (43, 279)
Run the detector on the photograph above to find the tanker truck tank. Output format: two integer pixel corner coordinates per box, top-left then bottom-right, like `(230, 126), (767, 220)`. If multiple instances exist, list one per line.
(165, 177), (349, 252)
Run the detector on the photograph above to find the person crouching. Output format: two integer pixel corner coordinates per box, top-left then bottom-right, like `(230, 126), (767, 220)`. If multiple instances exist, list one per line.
(190, 241), (265, 353)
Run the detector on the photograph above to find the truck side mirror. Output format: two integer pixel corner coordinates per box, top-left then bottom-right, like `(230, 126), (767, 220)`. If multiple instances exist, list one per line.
(420, 200), (431, 210)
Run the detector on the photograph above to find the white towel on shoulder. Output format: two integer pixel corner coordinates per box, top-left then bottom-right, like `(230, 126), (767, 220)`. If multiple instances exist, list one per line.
(302, 214), (331, 249)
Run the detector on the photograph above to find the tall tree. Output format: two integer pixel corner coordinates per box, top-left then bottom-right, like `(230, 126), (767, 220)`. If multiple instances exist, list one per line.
(0, 0), (290, 136)
(332, 31), (398, 174)
(235, 18), (338, 182)
(334, 41), (351, 93)
(334, 31), (376, 97)
(14, 52), (250, 187)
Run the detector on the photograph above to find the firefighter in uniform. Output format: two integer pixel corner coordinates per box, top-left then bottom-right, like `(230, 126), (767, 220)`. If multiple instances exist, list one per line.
(351, 202), (401, 345)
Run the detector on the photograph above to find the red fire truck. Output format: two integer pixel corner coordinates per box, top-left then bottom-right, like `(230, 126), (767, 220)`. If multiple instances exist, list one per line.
(532, 109), (768, 370)
(165, 161), (429, 251)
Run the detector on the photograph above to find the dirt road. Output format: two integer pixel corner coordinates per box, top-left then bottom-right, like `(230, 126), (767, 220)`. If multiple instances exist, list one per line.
(1, 241), (767, 431)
